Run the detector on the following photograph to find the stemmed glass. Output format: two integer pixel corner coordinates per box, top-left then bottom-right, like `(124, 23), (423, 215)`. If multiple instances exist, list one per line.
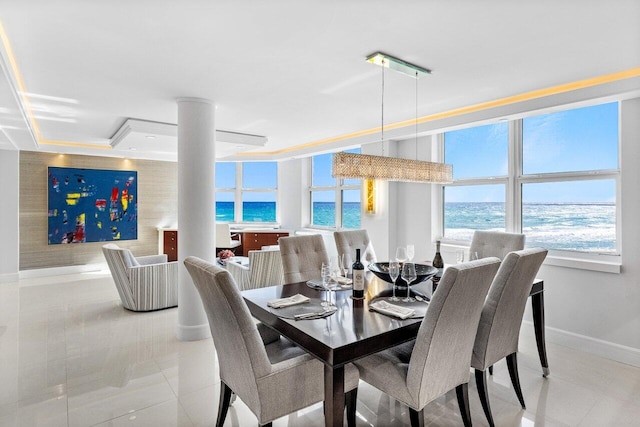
(456, 250), (465, 264)
(395, 247), (407, 264)
(320, 263), (332, 308)
(340, 253), (350, 279)
(406, 244), (415, 262)
(401, 263), (417, 302)
(388, 260), (400, 301)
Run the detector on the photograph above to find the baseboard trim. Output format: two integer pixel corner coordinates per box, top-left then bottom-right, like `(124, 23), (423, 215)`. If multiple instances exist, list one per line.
(19, 263), (108, 279)
(0, 272), (19, 283)
(523, 320), (640, 368)
(176, 323), (211, 342)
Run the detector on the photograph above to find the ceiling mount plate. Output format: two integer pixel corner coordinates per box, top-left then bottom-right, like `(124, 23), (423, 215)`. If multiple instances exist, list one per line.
(366, 52), (432, 78)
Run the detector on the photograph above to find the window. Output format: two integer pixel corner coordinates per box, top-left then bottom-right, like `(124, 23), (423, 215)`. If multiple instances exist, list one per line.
(242, 162), (277, 223)
(215, 161), (278, 223)
(310, 149), (361, 229)
(443, 123), (508, 240)
(442, 102), (619, 255)
(215, 162), (236, 222)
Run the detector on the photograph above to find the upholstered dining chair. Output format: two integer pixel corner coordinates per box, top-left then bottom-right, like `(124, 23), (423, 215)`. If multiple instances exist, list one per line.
(469, 230), (525, 261)
(184, 257), (359, 427)
(353, 257), (501, 427)
(333, 229), (377, 265)
(102, 243), (178, 311)
(472, 248), (548, 427)
(226, 249), (285, 290)
(215, 223), (242, 252)
(279, 234), (329, 284)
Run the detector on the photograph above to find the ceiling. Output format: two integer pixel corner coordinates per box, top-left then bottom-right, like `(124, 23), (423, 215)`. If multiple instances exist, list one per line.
(1, 1), (639, 162)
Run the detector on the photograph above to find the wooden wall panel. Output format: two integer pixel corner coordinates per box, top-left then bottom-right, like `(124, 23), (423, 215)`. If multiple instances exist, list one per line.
(19, 152), (178, 270)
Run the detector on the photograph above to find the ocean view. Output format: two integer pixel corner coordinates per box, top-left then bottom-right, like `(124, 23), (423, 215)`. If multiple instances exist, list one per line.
(445, 202), (616, 253)
(216, 201), (615, 253)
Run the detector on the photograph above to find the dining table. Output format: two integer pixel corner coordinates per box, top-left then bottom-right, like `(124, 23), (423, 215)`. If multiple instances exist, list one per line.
(242, 271), (548, 427)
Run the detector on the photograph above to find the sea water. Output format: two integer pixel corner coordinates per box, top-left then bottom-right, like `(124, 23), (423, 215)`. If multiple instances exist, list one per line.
(215, 201), (616, 253)
(445, 202), (616, 253)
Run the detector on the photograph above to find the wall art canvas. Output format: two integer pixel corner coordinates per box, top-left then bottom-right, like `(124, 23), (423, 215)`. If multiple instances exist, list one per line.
(48, 167), (138, 244)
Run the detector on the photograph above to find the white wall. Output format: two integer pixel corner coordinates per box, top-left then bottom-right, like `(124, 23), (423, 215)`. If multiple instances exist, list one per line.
(278, 158), (305, 230)
(0, 150), (19, 283)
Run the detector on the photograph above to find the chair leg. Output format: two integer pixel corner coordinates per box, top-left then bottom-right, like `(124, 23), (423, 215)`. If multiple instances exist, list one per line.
(260, 424), (272, 427)
(475, 369), (495, 427)
(507, 352), (526, 409)
(455, 383), (472, 427)
(409, 407), (425, 427)
(345, 387), (358, 427)
(216, 381), (233, 427)
(488, 365), (493, 375)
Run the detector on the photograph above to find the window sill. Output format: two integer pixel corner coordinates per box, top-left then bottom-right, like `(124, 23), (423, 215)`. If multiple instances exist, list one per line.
(544, 254), (620, 274)
(439, 242), (621, 274)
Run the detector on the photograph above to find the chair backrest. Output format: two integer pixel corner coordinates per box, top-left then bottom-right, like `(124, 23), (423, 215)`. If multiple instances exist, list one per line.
(249, 249), (284, 288)
(407, 257), (500, 408)
(469, 231), (525, 260)
(184, 256), (272, 412)
(215, 223), (234, 247)
(334, 229), (377, 265)
(472, 248), (548, 370)
(102, 244), (136, 309)
(279, 234), (329, 284)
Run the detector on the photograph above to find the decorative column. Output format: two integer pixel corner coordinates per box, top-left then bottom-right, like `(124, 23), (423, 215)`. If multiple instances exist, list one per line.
(176, 98), (215, 341)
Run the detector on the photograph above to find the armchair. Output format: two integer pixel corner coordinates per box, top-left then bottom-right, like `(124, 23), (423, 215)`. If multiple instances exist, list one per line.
(102, 243), (178, 311)
(226, 249), (285, 290)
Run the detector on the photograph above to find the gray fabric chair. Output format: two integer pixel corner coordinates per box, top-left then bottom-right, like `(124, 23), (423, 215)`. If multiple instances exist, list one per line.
(226, 249), (285, 290)
(333, 229), (377, 266)
(469, 230), (525, 260)
(279, 234), (329, 284)
(102, 243), (178, 311)
(183, 256), (359, 427)
(472, 248), (548, 427)
(353, 257), (501, 427)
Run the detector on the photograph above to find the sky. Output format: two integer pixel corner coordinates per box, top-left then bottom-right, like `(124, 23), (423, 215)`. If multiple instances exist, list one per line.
(445, 102), (618, 203)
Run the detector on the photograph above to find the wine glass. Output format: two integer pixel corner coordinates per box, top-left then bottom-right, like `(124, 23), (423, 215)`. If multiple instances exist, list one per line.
(401, 263), (417, 302)
(456, 250), (465, 264)
(395, 247), (407, 263)
(320, 263), (331, 308)
(406, 244), (415, 262)
(340, 253), (350, 278)
(388, 260), (400, 301)
(470, 251), (480, 261)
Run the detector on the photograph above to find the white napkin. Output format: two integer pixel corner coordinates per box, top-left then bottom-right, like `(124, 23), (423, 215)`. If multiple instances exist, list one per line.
(267, 294), (310, 308)
(369, 300), (415, 319)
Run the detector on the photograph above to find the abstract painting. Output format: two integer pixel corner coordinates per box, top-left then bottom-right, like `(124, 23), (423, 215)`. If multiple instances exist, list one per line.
(48, 167), (137, 244)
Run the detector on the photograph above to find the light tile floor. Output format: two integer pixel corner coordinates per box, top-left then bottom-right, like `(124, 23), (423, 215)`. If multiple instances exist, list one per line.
(1, 272), (639, 426)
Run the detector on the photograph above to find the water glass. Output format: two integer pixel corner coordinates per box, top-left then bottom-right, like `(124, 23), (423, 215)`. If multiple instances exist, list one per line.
(401, 262), (417, 302)
(340, 253), (350, 278)
(456, 250), (465, 264)
(395, 247), (407, 263)
(406, 244), (415, 262)
(470, 251), (481, 261)
(388, 260), (400, 301)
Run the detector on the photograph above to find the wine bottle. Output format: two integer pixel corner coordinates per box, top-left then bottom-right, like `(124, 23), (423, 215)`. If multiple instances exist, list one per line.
(432, 241), (444, 291)
(352, 248), (365, 299)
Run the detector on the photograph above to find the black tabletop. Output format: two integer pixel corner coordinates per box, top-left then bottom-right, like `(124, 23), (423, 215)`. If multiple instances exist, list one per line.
(242, 272), (429, 367)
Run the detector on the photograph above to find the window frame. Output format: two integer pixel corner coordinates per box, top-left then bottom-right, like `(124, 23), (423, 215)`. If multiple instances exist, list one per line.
(214, 161), (279, 225)
(308, 151), (361, 230)
(438, 102), (621, 268)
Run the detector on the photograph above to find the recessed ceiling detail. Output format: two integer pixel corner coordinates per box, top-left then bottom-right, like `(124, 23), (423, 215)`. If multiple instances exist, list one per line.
(110, 119), (268, 159)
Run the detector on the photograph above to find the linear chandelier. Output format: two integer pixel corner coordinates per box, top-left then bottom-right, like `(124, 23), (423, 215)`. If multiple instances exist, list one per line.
(332, 52), (453, 184)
